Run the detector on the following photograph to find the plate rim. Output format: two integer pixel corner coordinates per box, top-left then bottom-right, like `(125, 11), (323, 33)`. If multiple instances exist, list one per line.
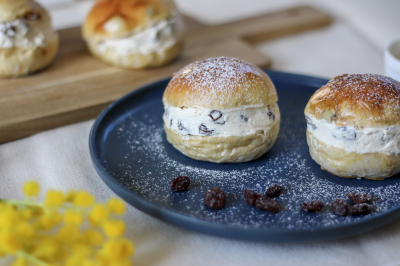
(89, 70), (400, 242)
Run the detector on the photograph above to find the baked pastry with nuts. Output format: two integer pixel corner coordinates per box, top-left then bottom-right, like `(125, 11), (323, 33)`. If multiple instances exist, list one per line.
(82, 0), (184, 69)
(163, 57), (280, 163)
(0, 0), (59, 78)
(305, 73), (400, 179)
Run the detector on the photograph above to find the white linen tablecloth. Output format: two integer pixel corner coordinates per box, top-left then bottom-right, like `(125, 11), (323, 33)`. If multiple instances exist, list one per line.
(2, 1), (400, 265)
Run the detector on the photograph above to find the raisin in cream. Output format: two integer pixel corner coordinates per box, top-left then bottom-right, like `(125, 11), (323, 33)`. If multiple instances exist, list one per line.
(164, 104), (279, 137)
(0, 19), (55, 48)
(306, 114), (400, 155)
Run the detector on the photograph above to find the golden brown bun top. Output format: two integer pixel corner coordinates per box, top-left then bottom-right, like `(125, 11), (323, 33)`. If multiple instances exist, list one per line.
(82, 0), (177, 42)
(305, 74), (400, 127)
(163, 57), (278, 109)
(0, 0), (50, 23)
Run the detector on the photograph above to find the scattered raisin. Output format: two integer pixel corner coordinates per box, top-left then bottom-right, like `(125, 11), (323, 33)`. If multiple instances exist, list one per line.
(348, 203), (373, 215)
(265, 184), (283, 198)
(204, 187), (226, 209)
(240, 115), (248, 122)
(346, 192), (373, 204)
(244, 190), (261, 206)
(331, 199), (349, 216)
(255, 197), (279, 213)
(301, 200), (324, 212)
(170, 175), (190, 192)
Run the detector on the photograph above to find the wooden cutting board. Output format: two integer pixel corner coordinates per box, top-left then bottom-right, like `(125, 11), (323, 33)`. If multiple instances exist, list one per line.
(0, 6), (331, 143)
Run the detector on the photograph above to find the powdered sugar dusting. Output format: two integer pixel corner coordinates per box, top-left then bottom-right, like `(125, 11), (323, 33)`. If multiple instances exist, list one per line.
(164, 57), (276, 108)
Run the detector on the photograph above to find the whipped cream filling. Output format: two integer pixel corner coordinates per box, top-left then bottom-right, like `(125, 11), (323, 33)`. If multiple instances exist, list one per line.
(0, 19), (55, 48)
(96, 16), (183, 55)
(306, 115), (400, 155)
(164, 104), (278, 137)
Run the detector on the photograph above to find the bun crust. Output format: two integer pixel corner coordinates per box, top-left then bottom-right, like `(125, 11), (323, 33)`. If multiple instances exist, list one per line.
(305, 74), (400, 127)
(163, 57), (277, 109)
(82, 0), (177, 42)
(165, 118), (280, 163)
(0, 0), (48, 23)
(0, 35), (59, 78)
(307, 131), (400, 180)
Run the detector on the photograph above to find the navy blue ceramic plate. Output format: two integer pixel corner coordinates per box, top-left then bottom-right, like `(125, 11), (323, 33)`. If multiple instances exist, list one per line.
(89, 70), (400, 242)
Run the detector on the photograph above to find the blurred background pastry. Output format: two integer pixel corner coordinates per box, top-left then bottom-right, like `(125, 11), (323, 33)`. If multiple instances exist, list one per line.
(305, 74), (400, 179)
(82, 0), (184, 69)
(0, 0), (59, 78)
(163, 56), (280, 163)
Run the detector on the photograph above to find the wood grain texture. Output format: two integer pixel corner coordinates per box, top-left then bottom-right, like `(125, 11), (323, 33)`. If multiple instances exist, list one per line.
(0, 6), (331, 143)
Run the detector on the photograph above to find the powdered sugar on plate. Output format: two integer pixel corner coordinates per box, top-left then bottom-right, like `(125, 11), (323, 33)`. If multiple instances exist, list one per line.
(92, 72), (400, 239)
(109, 116), (400, 229)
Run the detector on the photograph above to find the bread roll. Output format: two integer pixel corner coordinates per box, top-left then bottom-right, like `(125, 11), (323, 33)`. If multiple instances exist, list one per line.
(305, 73), (400, 179)
(163, 56), (280, 163)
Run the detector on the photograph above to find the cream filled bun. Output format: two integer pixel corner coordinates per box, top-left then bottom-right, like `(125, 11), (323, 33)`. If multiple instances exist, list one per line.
(305, 74), (400, 180)
(162, 57), (280, 163)
(0, 0), (59, 78)
(82, 0), (184, 69)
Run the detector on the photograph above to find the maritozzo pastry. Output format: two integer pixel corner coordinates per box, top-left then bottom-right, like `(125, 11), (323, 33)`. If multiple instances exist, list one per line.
(305, 73), (400, 180)
(162, 56), (280, 163)
(0, 0), (59, 78)
(82, 0), (184, 69)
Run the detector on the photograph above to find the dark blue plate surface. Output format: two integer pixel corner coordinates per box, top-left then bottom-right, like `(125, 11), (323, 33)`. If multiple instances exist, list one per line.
(89, 71), (400, 242)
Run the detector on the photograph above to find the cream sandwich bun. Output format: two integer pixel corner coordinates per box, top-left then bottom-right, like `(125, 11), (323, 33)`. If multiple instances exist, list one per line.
(82, 0), (184, 69)
(0, 0), (59, 78)
(162, 56), (280, 163)
(305, 73), (400, 180)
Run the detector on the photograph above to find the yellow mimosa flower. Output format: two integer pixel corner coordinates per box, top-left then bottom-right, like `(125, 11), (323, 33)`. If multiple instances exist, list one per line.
(101, 239), (134, 262)
(101, 220), (126, 239)
(56, 225), (81, 243)
(16, 222), (35, 238)
(107, 198), (126, 215)
(89, 204), (110, 226)
(45, 190), (65, 207)
(63, 210), (84, 226)
(23, 181), (40, 198)
(73, 191), (95, 208)
(0, 182), (133, 265)
(82, 229), (104, 246)
(0, 232), (21, 253)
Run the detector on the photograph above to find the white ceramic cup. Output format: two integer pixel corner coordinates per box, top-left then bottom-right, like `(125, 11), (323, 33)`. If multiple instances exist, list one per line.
(385, 37), (400, 82)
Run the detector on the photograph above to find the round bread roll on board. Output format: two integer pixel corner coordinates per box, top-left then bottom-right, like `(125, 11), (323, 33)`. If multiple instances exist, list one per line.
(162, 56), (280, 163)
(305, 73), (400, 180)
(0, 0), (59, 78)
(82, 0), (184, 69)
